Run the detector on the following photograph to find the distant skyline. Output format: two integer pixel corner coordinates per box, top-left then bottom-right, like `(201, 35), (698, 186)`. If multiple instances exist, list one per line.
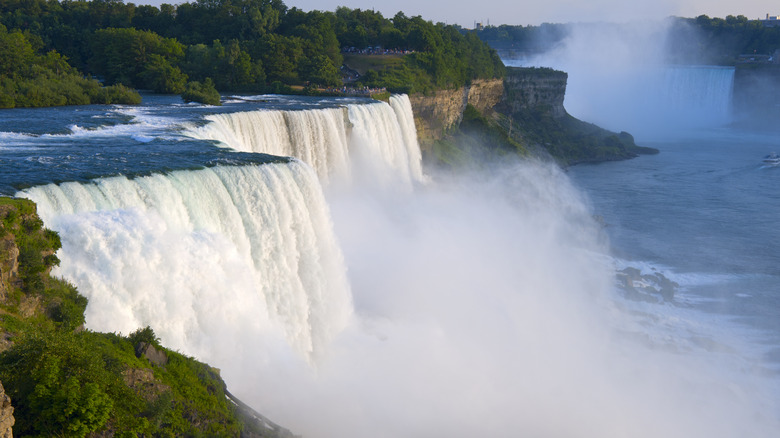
(135, 0), (780, 27)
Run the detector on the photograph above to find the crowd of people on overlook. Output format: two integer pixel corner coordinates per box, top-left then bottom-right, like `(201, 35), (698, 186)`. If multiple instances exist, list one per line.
(342, 46), (415, 55)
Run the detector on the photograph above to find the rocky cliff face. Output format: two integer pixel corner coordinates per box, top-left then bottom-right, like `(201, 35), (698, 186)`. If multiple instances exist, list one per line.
(409, 67), (652, 166)
(408, 68), (567, 147)
(0, 382), (13, 438)
(500, 67), (567, 118)
(408, 78), (504, 145)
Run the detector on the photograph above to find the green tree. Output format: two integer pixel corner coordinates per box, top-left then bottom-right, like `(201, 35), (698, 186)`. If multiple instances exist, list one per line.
(299, 53), (340, 86)
(141, 53), (188, 93)
(0, 25), (36, 76)
(90, 27), (185, 88)
(0, 331), (115, 436)
(182, 77), (221, 105)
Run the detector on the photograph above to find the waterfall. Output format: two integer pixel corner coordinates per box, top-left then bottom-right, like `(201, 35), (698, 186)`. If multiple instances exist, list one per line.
(187, 108), (351, 184)
(559, 64), (736, 138)
(19, 162), (352, 362)
(186, 95), (424, 185)
(348, 95), (425, 185)
(657, 65), (734, 125)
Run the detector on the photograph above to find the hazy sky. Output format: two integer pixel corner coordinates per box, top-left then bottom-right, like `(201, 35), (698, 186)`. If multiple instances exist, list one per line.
(137, 0), (780, 27)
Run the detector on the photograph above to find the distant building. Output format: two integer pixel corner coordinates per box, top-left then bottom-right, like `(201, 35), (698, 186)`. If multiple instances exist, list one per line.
(761, 14), (780, 27)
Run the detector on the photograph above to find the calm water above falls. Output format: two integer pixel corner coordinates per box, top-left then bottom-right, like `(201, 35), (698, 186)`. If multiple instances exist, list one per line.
(0, 94), (376, 193)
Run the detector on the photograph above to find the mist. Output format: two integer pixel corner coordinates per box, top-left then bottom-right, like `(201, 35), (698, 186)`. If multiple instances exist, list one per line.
(514, 19), (734, 140)
(215, 159), (778, 438)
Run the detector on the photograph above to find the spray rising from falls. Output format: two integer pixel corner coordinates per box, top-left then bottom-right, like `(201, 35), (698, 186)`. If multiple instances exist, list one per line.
(187, 95), (423, 185)
(558, 64), (736, 137)
(659, 66), (734, 122)
(20, 162), (352, 362)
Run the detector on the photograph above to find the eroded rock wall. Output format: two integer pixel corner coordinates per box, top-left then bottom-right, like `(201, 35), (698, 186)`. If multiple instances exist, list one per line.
(0, 382), (13, 438)
(408, 78), (504, 143)
(501, 67), (567, 118)
(408, 68), (568, 150)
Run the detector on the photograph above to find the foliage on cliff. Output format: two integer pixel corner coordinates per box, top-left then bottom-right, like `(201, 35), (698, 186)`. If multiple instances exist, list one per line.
(0, 197), (281, 437)
(506, 110), (658, 165)
(0, 0), (503, 103)
(345, 11), (505, 93)
(0, 24), (140, 108)
(429, 104), (526, 168)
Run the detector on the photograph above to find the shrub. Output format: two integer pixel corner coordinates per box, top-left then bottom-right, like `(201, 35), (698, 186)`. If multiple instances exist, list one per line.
(181, 78), (221, 105)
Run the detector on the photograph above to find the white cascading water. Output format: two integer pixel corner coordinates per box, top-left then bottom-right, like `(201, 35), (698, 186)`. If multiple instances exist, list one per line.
(19, 162), (352, 362)
(557, 64), (736, 138)
(388, 94), (425, 181)
(348, 95), (424, 185)
(186, 95), (424, 185)
(187, 108), (351, 184)
(661, 66), (734, 117)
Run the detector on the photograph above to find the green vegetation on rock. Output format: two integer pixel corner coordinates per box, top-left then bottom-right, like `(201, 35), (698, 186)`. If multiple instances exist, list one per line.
(0, 197), (288, 437)
(182, 78), (222, 105)
(429, 104), (525, 168)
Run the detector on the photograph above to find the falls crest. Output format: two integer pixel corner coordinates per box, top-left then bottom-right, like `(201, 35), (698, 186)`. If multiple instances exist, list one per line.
(187, 95), (424, 185)
(657, 66), (734, 125)
(20, 162), (352, 361)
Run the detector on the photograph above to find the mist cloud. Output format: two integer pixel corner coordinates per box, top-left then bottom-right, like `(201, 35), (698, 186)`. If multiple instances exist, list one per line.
(220, 159), (779, 438)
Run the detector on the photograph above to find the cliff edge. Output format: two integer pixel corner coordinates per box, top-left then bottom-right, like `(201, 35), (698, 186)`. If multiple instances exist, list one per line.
(409, 66), (657, 167)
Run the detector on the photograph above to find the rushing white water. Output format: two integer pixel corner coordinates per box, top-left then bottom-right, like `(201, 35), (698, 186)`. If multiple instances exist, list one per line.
(186, 95), (424, 185)
(347, 94), (424, 186)
(187, 108), (351, 183)
(658, 66), (734, 123)
(19, 162), (352, 362)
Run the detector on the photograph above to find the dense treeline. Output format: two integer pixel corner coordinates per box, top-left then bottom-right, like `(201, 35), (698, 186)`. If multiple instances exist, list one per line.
(0, 23), (140, 108)
(667, 15), (780, 64)
(475, 22), (569, 53)
(475, 15), (780, 65)
(0, 0), (504, 106)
